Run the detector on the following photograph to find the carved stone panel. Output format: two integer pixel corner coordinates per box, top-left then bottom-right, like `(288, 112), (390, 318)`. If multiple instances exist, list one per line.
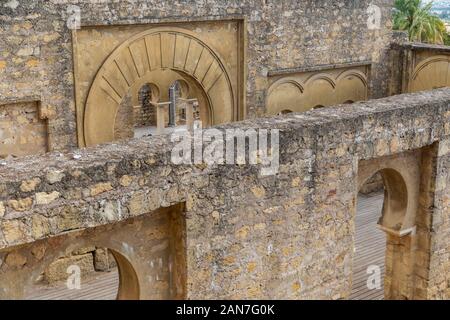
(267, 65), (369, 115)
(73, 21), (244, 147)
(409, 54), (450, 93)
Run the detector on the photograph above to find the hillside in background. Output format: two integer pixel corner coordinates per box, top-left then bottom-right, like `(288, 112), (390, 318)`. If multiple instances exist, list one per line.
(432, 0), (450, 21)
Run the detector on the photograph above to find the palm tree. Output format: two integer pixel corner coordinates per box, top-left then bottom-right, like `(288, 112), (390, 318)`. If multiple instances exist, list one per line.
(393, 0), (447, 44)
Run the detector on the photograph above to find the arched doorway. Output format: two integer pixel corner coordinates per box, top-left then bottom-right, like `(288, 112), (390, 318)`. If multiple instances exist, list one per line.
(82, 28), (235, 147)
(351, 168), (409, 300)
(353, 155), (421, 300)
(26, 247), (139, 300)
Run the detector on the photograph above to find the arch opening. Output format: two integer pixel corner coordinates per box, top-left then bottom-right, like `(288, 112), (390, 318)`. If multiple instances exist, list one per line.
(83, 28), (235, 147)
(168, 79), (200, 129)
(25, 247), (139, 300)
(352, 166), (413, 300)
(110, 249), (140, 300)
(113, 68), (208, 140)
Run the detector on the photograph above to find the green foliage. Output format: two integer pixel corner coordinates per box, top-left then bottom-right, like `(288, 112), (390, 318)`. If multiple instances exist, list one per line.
(444, 32), (450, 46)
(393, 0), (448, 44)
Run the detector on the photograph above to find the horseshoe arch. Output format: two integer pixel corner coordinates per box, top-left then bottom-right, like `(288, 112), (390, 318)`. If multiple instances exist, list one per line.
(83, 27), (235, 147)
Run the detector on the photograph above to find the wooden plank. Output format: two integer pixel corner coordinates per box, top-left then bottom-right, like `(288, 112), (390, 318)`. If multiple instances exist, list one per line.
(350, 192), (385, 301)
(27, 270), (119, 300)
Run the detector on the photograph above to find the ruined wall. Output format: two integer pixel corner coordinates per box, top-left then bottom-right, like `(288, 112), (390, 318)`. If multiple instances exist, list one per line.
(0, 89), (448, 300)
(0, 0), (395, 151)
(0, 100), (48, 158)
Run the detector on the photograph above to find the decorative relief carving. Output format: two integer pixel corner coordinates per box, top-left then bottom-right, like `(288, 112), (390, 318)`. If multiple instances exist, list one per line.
(410, 55), (450, 93)
(79, 27), (238, 147)
(267, 65), (369, 115)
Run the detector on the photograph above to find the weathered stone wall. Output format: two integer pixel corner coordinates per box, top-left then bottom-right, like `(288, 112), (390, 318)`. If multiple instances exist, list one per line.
(387, 31), (408, 96)
(114, 92), (134, 141)
(136, 84), (156, 128)
(0, 0), (395, 151)
(0, 89), (448, 300)
(0, 100), (48, 158)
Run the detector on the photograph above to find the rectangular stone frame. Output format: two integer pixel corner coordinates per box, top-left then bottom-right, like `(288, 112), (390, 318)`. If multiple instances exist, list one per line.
(71, 17), (247, 148)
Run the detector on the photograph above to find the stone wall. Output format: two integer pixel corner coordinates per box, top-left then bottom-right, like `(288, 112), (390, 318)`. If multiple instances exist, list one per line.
(0, 100), (48, 158)
(136, 84), (156, 128)
(0, 89), (448, 300)
(0, 0), (395, 151)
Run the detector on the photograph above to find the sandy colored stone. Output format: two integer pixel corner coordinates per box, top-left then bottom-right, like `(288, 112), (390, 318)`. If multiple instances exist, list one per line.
(147, 189), (161, 211)
(35, 191), (60, 205)
(8, 198), (33, 212)
(53, 206), (82, 232)
(128, 192), (144, 216)
(291, 177), (301, 187)
(375, 139), (389, 156)
(119, 175), (133, 187)
(26, 59), (39, 68)
(0, 101), (48, 159)
(251, 186), (266, 199)
(235, 226), (250, 240)
(31, 215), (50, 238)
(46, 170), (65, 184)
(1, 220), (29, 244)
(31, 243), (47, 260)
(254, 223), (266, 231)
(0, 202), (5, 218)
(5, 252), (27, 268)
(20, 178), (41, 192)
(90, 182), (113, 196)
(292, 282), (302, 292)
(390, 136), (400, 153)
(43, 33), (60, 43)
(17, 47), (34, 56)
(0, 19), (448, 301)
(94, 248), (116, 271)
(73, 246), (95, 255)
(44, 254), (94, 284)
(247, 262), (257, 273)
(211, 211), (220, 220)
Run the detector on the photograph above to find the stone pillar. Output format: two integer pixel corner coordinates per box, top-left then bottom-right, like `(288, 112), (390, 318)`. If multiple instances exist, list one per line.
(384, 233), (414, 300)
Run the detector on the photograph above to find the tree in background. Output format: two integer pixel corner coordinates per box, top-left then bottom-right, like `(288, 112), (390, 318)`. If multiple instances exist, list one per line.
(393, 0), (449, 44)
